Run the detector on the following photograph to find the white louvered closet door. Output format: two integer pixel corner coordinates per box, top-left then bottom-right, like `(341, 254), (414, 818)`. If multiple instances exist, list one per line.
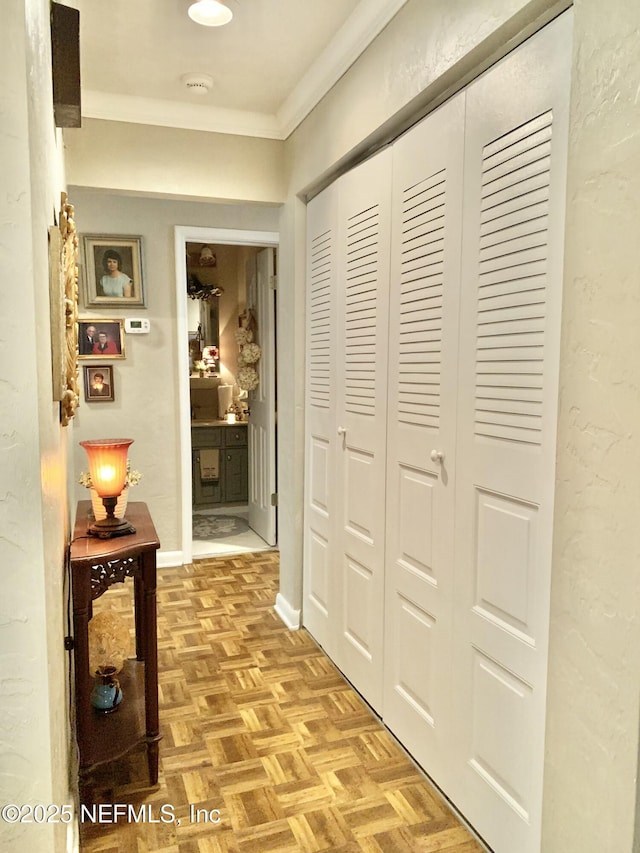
(383, 93), (465, 792)
(452, 13), (571, 853)
(303, 182), (339, 658)
(334, 149), (392, 713)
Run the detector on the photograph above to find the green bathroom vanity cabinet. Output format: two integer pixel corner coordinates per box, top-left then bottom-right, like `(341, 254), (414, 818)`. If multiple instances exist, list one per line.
(191, 422), (248, 507)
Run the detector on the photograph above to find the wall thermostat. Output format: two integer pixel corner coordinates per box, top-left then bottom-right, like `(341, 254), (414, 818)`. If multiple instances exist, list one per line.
(124, 318), (150, 334)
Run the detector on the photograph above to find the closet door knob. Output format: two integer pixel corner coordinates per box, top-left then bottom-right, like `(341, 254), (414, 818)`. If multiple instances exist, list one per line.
(430, 449), (444, 464)
(337, 426), (347, 435)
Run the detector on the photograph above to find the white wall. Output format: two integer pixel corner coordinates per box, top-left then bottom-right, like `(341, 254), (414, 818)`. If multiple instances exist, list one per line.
(68, 189), (279, 554)
(542, 0), (640, 849)
(285, 0), (566, 196)
(1, 2), (73, 851)
(64, 118), (285, 204)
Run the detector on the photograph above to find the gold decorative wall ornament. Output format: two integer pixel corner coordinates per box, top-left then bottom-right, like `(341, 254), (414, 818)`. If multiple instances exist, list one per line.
(49, 192), (80, 425)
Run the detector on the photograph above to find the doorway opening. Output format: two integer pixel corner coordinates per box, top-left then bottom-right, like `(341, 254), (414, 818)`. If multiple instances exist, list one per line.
(174, 226), (279, 564)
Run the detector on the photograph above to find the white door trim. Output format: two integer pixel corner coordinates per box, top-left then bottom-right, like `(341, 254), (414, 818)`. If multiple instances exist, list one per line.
(174, 225), (279, 565)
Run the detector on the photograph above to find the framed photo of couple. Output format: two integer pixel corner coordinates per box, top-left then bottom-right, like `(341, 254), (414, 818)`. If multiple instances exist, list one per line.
(82, 234), (145, 308)
(78, 319), (125, 359)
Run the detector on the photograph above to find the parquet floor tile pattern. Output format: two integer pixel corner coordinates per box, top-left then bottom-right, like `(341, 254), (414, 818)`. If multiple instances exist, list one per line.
(80, 552), (484, 853)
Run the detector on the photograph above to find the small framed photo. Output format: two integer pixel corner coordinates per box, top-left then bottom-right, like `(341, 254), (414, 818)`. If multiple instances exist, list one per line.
(83, 365), (115, 402)
(78, 319), (125, 359)
(82, 234), (145, 308)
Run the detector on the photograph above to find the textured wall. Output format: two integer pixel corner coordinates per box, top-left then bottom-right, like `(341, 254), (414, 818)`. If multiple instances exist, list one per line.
(284, 0), (564, 195)
(1, 1), (71, 851)
(542, 0), (640, 849)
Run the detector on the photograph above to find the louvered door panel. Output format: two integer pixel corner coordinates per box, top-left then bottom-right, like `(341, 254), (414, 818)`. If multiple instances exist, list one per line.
(303, 183), (339, 657)
(334, 149), (392, 712)
(383, 92), (465, 797)
(344, 204), (379, 415)
(452, 14), (571, 853)
(475, 110), (553, 446)
(396, 166), (447, 429)
(309, 230), (333, 409)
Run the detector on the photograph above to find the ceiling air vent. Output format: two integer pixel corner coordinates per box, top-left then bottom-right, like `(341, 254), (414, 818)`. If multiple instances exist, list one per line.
(181, 73), (213, 95)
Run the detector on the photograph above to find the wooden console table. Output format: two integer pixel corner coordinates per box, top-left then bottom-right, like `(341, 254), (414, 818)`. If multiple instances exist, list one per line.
(70, 500), (161, 790)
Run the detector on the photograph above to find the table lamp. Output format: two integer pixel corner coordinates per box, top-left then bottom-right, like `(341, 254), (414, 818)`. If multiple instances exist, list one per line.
(80, 438), (136, 538)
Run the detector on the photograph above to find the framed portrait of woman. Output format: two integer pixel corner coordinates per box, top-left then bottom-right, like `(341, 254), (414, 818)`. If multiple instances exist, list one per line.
(82, 234), (145, 308)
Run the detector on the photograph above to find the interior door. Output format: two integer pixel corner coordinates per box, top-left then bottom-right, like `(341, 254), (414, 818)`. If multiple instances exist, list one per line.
(334, 149), (392, 712)
(383, 92), (465, 792)
(248, 248), (277, 545)
(303, 183), (339, 657)
(451, 13), (571, 853)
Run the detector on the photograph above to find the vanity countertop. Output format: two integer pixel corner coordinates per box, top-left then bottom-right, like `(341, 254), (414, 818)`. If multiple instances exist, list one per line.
(191, 419), (248, 427)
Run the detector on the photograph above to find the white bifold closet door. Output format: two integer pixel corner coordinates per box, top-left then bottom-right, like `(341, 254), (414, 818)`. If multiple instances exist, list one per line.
(383, 92), (465, 793)
(303, 11), (570, 853)
(451, 12), (571, 853)
(303, 150), (392, 712)
(303, 181), (339, 661)
(334, 150), (392, 712)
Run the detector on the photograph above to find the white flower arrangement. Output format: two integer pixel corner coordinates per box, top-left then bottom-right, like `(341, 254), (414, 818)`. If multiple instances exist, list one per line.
(234, 328), (254, 345)
(241, 342), (262, 364)
(237, 365), (259, 391)
(194, 359), (206, 372)
(79, 461), (143, 490)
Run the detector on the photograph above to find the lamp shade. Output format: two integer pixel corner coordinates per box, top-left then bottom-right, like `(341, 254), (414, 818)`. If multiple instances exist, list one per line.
(188, 0), (233, 26)
(80, 439), (134, 498)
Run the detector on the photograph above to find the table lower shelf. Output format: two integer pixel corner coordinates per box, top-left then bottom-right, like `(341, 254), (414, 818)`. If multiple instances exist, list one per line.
(80, 659), (146, 773)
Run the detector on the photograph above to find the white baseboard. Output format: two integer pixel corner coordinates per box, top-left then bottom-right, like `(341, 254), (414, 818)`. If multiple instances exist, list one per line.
(274, 592), (301, 629)
(157, 549), (184, 568)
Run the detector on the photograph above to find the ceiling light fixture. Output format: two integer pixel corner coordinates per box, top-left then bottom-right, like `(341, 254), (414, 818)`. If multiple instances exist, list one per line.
(188, 0), (233, 27)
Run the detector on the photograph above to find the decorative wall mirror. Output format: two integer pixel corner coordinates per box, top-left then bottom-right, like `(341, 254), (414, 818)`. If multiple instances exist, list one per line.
(186, 242), (222, 374)
(200, 298), (219, 350)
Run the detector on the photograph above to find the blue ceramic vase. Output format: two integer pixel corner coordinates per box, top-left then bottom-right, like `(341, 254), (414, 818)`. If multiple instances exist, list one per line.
(91, 665), (123, 713)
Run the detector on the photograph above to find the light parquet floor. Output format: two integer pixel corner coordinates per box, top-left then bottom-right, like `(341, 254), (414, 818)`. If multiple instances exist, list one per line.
(80, 552), (484, 853)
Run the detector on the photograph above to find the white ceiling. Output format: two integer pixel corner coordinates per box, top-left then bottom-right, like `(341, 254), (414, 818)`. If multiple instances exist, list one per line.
(74, 0), (408, 140)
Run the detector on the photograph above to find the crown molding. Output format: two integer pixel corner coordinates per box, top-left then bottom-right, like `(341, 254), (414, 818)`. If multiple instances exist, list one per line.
(81, 90), (282, 138)
(81, 0), (409, 140)
(277, 0), (409, 138)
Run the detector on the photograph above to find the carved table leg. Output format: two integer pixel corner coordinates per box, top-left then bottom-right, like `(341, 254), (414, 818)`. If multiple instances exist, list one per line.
(141, 549), (160, 784)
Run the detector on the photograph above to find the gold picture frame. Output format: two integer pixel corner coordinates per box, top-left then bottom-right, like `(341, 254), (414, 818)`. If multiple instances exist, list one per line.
(49, 192), (80, 426)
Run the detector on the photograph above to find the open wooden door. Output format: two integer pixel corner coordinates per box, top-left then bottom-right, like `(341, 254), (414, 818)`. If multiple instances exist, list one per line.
(248, 247), (277, 545)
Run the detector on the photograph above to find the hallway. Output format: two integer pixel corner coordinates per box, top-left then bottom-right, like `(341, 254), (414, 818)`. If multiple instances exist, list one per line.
(80, 552), (484, 852)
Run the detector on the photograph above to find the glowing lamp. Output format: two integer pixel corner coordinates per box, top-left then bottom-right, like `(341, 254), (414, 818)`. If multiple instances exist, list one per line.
(80, 438), (136, 538)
